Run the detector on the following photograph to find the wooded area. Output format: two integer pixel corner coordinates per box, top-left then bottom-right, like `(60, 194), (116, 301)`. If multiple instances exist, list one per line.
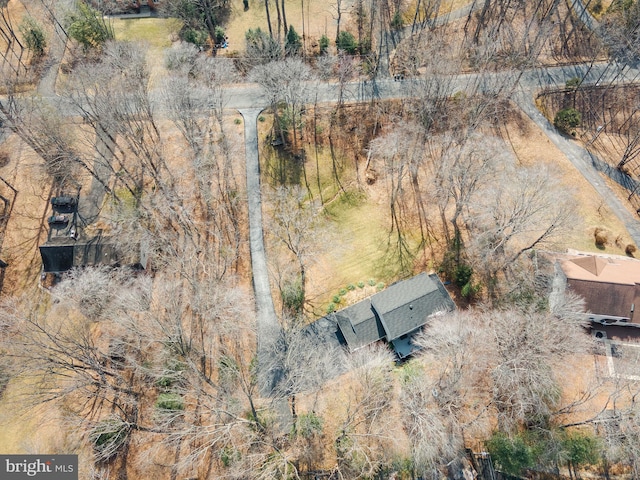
(0, 0), (639, 478)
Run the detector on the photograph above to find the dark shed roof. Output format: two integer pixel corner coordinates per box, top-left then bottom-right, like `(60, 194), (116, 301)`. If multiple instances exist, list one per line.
(39, 243), (75, 273)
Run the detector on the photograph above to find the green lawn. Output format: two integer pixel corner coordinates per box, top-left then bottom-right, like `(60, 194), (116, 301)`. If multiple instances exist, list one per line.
(258, 114), (426, 314)
(111, 17), (181, 48)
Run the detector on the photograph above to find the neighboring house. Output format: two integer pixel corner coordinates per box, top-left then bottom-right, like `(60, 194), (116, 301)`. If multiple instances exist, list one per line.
(554, 251), (640, 340)
(39, 195), (146, 275)
(308, 272), (456, 359)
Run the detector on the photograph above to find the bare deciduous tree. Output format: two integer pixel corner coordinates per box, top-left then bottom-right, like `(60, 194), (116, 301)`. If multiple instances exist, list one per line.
(0, 264), (278, 478)
(250, 58), (314, 150)
(466, 166), (578, 299)
(415, 305), (591, 436)
(332, 344), (398, 479)
(267, 185), (324, 316)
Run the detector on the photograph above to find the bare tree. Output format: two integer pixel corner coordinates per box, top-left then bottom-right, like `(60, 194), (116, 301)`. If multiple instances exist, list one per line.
(426, 133), (507, 264)
(0, 94), (86, 187)
(0, 263), (278, 478)
(64, 41), (168, 200)
(267, 185), (324, 316)
(160, 0), (231, 47)
(466, 165), (578, 299)
(250, 58), (314, 150)
(0, 0), (29, 76)
(398, 359), (466, 477)
(261, 313), (345, 421)
(463, 0), (562, 70)
(415, 304), (592, 435)
(369, 122), (427, 275)
(244, 27), (283, 69)
(161, 54), (243, 277)
(332, 344), (398, 479)
(264, 0), (274, 37)
(599, 0), (640, 67)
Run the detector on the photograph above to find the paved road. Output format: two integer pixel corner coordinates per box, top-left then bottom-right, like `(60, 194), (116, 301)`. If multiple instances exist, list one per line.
(571, 0), (599, 31)
(233, 59), (640, 337)
(238, 108), (282, 392)
(11, 0), (639, 393)
(215, 62), (640, 111)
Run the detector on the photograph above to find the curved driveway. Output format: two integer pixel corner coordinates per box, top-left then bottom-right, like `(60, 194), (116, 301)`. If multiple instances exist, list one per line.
(16, 0), (639, 387)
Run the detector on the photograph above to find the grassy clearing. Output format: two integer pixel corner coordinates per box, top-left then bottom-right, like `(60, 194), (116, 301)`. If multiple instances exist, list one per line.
(111, 17), (181, 48)
(258, 114), (401, 312)
(309, 191), (391, 312)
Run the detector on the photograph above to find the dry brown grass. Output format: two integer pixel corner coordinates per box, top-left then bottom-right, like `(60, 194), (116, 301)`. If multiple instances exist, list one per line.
(223, 0), (339, 56)
(503, 104), (634, 256)
(222, 0), (472, 56)
(0, 1), (637, 468)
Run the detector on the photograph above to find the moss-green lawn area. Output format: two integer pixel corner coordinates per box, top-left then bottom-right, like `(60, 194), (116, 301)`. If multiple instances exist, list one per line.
(259, 114), (424, 315)
(111, 17), (181, 48)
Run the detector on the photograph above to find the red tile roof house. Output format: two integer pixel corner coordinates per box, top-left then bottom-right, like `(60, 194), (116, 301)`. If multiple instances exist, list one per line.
(554, 250), (640, 340)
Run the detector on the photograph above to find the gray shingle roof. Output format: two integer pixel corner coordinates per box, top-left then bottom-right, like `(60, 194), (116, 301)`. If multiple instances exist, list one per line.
(374, 273), (455, 340)
(338, 299), (385, 349)
(317, 272), (455, 355)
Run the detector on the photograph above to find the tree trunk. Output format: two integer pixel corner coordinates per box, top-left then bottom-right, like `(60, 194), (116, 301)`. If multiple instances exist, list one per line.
(275, 0), (283, 40)
(281, 0), (288, 37)
(335, 0), (342, 43)
(265, 0), (273, 37)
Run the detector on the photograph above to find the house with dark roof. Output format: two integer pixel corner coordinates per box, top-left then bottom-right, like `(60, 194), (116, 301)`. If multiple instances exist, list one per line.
(554, 250), (640, 340)
(311, 273), (456, 358)
(39, 194), (147, 275)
